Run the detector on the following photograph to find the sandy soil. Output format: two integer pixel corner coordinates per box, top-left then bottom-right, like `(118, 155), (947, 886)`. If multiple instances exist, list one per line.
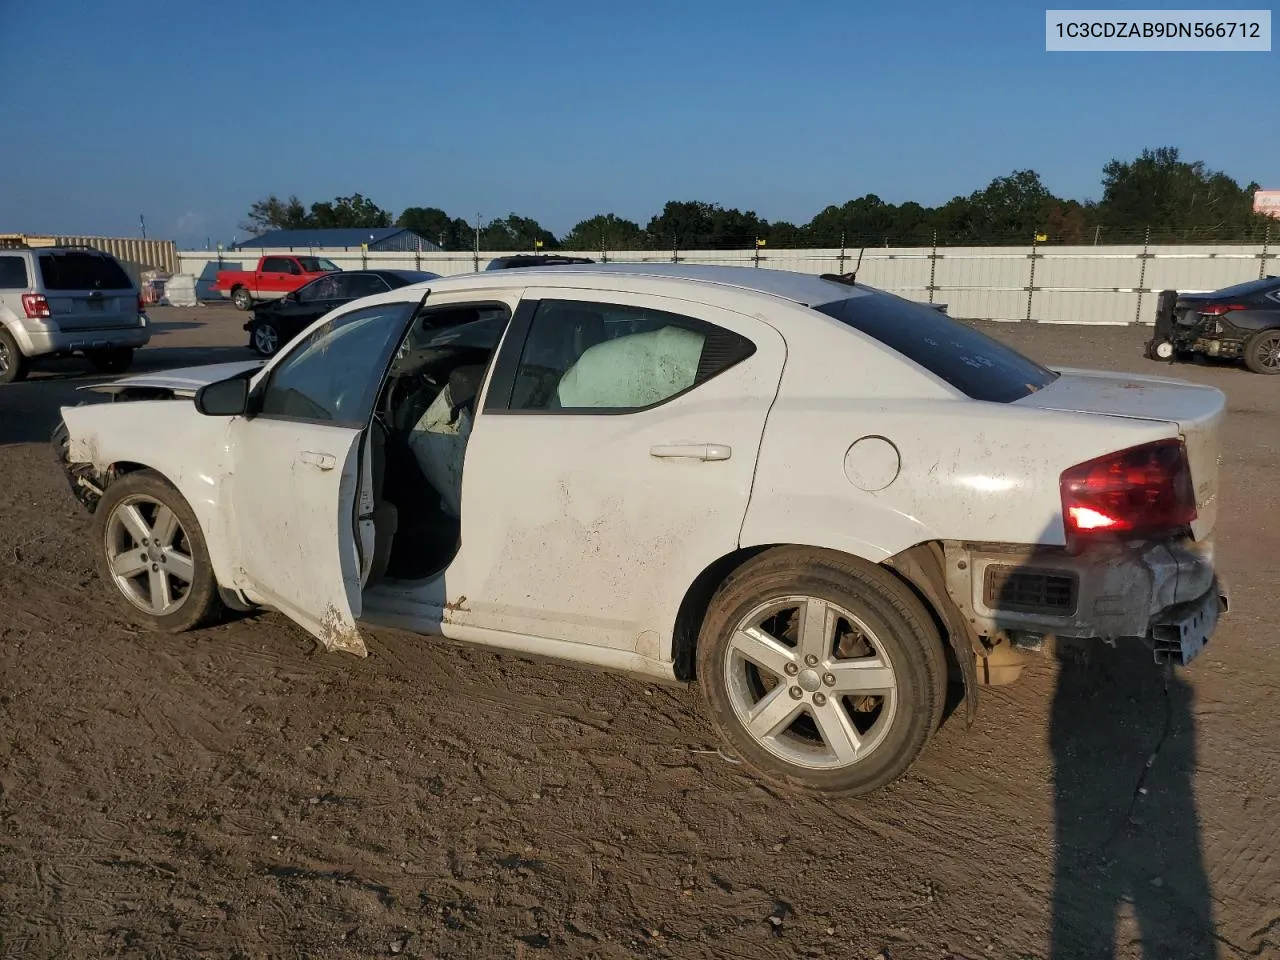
(1, 304), (1277, 959)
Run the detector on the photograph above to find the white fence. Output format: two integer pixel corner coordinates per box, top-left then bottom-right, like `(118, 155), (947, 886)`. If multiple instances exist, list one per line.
(177, 242), (1277, 326)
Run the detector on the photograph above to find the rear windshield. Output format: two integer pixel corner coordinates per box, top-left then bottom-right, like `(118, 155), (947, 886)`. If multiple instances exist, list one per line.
(38, 252), (133, 291)
(297, 257), (339, 272)
(1210, 275), (1280, 299)
(815, 293), (1058, 403)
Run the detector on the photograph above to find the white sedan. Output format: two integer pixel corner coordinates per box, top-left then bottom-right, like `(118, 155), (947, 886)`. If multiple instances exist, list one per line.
(54, 265), (1228, 796)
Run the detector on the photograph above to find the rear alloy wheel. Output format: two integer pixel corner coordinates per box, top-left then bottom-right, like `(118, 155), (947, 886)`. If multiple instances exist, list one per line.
(1244, 329), (1280, 375)
(0, 328), (30, 384)
(697, 548), (948, 797)
(87, 347), (135, 375)
(231, 286), (253, 311)
(250, 320), (282, 356)
(93, 470), (223, 632)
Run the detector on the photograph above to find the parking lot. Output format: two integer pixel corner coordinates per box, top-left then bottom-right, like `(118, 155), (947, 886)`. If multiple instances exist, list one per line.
(1, 304), (1277, 959)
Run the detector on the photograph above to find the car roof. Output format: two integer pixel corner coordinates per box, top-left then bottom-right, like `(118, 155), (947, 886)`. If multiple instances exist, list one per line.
(419, 263), (874, 307)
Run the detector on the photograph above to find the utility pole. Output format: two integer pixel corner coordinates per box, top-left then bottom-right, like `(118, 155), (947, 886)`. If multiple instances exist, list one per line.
(139, 214), (147, 239)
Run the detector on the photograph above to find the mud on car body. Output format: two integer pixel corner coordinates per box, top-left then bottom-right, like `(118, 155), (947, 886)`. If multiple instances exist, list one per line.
(53, 264), (1229, 797)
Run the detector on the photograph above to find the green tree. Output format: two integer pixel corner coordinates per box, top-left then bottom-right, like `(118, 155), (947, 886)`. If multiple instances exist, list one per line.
(240, 194), (309, 234)
(307, 193), (393, 229)
(241, 193), (392, 234)
(1097, 146), (1268, 241)
(397, 206), (473, 250)
(645, 201), (769, 249)
(562, 213), (645, 251)
(478, 214), (557, 251)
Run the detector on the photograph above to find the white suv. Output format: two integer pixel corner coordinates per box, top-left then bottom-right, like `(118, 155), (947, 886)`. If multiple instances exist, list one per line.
(0, 245), (151, 383)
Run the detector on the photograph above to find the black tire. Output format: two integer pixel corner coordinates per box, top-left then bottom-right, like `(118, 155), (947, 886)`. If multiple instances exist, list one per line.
(1145, 338), (1175, 362)
(92, 469), (224, 633)
(87, 347), (135, 375)
(696, 547), (948, 797)
(1243, 329), (1280, 375)
(231, 286), (253, 311)
(249, 319), (282, 356)
(0, 327), (30, 384)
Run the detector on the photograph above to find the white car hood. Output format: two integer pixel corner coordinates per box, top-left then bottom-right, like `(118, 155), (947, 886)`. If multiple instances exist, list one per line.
(82, 359), (265, 398)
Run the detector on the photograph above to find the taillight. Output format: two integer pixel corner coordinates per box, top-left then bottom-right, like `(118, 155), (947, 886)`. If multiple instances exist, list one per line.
(1060, 439), (1197, 541)
(138, 293), (146, 313)
(21, 293), (50, 319)
(1199, 304), (1245, 316)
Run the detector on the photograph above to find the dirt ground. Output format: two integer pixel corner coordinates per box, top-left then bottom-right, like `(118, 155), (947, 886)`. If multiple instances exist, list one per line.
(1, 304), (1277, 960)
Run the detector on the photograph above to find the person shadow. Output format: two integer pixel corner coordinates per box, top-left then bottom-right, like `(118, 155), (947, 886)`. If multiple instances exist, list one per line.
(1049, 639), (1217, 958)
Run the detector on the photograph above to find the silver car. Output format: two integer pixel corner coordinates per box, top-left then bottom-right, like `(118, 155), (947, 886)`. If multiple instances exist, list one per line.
(0, 245), (150, 383)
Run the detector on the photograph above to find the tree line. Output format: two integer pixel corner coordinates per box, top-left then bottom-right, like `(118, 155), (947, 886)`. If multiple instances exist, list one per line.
(240, 147), (1274, 251)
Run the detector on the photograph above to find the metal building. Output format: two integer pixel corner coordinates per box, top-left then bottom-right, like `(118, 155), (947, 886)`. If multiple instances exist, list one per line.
(232, 228), (443, 252)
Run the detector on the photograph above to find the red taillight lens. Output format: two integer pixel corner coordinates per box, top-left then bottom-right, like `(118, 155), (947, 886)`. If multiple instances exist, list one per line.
(1199, 304), (1245, 316)
(138, 293), (146, 313)
(21, 293), (50, 319)
(1060, 439), (1197, 540)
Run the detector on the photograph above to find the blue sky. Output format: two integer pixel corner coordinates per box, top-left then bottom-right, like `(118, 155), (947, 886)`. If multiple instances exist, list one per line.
(0, 0), (1275, 247)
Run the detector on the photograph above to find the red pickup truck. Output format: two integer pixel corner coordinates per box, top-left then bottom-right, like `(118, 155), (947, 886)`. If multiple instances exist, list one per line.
(213, 255), (341, 310)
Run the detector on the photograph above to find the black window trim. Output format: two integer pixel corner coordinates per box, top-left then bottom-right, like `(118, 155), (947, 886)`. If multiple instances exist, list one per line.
(250, 299), (423, 430)
(482, 296), (759, 417)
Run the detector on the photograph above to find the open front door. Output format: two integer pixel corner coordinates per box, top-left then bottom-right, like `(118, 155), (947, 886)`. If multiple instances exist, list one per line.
(226, 296), (425, 655)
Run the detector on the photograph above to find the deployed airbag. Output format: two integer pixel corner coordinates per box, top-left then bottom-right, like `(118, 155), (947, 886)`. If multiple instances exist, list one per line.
(556, 325), (704, 408)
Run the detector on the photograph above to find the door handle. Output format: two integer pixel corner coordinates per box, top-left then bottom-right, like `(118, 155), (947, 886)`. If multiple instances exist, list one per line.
(649, 443), (732, 462)
(299, 450), (337, 470)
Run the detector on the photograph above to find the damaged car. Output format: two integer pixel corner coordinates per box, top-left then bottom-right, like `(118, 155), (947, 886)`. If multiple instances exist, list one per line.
(53, 264), (1228, 797)
(1145, 275), (1280, 373)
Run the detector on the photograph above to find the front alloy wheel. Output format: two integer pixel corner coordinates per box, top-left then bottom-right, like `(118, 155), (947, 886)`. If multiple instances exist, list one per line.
(93, 470), (223, 632)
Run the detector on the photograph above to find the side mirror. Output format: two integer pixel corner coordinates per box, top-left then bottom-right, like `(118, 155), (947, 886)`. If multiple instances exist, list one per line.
(195, 376), (250, 417)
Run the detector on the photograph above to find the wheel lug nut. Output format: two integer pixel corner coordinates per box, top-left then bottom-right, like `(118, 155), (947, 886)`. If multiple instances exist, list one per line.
(788, 686), (803, 700)
(813, 692), (827, 706)
(804, 654), (819, 667)
(141, 538), (149, 545)
(151, 563), (159, 572)
(823, 673), (836, 686)
(784, 662), (799, 676)
(160, 556), (166, 564)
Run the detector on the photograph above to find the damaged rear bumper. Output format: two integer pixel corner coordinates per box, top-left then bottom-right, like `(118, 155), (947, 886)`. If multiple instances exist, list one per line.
(942, 538), (1228, 666)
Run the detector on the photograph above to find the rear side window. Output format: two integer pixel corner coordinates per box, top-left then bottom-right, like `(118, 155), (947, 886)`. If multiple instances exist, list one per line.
(38, 252), (132, 291)
(815, 294), (1058, 403)
(508, 299), (756, 411)
(0, 256), (28, 289)
(261, 257), (292, 273)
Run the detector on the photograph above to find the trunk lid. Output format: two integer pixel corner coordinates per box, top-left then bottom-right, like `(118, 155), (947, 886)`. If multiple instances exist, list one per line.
(1173, 292), (1216, 327)
(38, 250), (140, 331)
(1018, 368), (1224, 540)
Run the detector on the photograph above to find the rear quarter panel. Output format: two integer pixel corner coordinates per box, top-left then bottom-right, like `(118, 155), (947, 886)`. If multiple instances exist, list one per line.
(61, 400), (242, 589)
(740, 308), (1178, 557)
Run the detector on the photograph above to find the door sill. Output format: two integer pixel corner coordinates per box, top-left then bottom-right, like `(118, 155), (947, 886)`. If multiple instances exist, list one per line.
(360, 585), (681, 686)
